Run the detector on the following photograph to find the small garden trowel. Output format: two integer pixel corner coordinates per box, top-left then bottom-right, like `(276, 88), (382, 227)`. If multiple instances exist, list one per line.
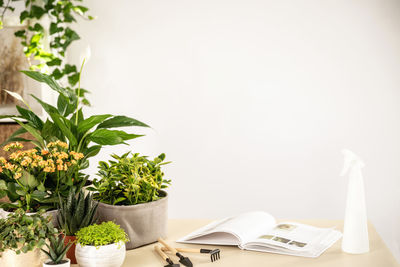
(158, 238), (193, 267)
(155, 245), (181, 267)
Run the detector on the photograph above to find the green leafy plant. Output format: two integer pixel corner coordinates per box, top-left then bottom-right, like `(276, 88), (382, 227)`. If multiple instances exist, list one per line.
(57, 187), (98, 236)
(41, 234), (72, 264)
(88, 152), (171, 206)
(76, 221), (129, 247)
(0, 0), (93, 101)
(1, 71), (149, 171)
(0, 141), (85, 212)
(0, 209), (58, 255)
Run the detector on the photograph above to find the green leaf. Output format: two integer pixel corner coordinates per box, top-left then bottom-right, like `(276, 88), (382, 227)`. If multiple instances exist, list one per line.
(20, 11), (29, 22)
(31, 5), (46, 19)
(21, 71), (74, 100)
(19, 171), (39, 189)
(16, 105), (43, 130)
(30, 94), (59, 115)
(49, 113), (77, 146)
(49, 22), (63, 35)
(13, 119), (45, 148)
(77, 115), (112, 134)
(47, 58), (62, 66)
(64, 64), (77, 74)
(113, 130), (143, 141)
(63, 27), (80, 50)
(14, 30), (26, 37)
(0, 180), (7, 190)
(41, 119), (64, 142)
(83, 145), (102, 159)
(87, 129), (125, 145)
(68, 73), (80, 86)
(57, 94), (69, 116)
(97, 115), (150, 129)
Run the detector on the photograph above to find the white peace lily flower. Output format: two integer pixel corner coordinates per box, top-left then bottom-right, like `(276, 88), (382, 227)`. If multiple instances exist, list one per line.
(3, 90), (32, 110)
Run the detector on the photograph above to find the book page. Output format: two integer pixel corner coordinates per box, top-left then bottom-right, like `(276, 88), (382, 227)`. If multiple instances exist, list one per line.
(242, 222), (342, 257)
(177, 211), (276, 246)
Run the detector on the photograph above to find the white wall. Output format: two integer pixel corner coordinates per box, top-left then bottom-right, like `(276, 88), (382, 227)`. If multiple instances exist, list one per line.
(69, 0), (400, 261)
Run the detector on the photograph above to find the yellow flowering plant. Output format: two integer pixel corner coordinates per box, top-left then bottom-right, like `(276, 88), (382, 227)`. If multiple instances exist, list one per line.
(0, 141), (85, 212)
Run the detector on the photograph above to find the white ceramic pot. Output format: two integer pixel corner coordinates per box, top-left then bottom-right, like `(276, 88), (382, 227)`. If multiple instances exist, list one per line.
(0, 248), (46, 267)
(43, 258), (71, 267)
(75, 242), (126, 267)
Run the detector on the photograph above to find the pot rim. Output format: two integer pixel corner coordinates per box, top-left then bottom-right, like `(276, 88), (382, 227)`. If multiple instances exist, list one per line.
(76, 241), (126, 248)
(95, 190), (168, 210)
(44, 258), (71, 265)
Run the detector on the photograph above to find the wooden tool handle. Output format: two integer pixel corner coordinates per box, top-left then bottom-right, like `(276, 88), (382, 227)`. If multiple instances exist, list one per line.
(158, 238), (178, 254)
(155, 245), (169, 261)
(161, 247), (200, 253)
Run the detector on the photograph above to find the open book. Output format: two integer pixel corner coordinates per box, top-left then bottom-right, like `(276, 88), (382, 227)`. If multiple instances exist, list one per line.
(177, 211), (342, 258)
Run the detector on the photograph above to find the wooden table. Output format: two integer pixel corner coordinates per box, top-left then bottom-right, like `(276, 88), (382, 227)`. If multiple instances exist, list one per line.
(72, 219), (399, 267)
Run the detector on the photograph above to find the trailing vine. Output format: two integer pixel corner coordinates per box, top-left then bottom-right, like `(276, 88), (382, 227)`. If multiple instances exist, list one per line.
(0, 0), (93, 105)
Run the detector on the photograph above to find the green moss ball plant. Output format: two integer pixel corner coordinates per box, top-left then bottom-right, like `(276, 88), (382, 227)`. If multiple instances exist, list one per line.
(75, 222), (129, 267)
(76, 221), (129, 247)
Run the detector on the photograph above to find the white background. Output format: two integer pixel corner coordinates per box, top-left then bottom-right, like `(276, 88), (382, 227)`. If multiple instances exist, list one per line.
(67, 0), (400, 261)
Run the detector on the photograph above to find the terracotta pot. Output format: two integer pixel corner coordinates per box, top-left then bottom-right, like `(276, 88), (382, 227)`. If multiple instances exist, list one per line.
(64, 235), (77, 264)
(96, 190), (168, 249)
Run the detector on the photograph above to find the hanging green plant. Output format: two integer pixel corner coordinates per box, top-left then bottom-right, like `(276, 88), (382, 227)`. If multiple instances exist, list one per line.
(0, 0), (93, 104)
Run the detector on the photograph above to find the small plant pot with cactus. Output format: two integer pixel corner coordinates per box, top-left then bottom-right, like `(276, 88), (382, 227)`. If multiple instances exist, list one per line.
(42, 235), (72, 267)
(57, 188), (98, 264)
(75, 221), (129, 267)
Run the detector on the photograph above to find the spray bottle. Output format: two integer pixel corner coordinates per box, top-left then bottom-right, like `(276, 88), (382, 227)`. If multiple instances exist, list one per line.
(340, 149), (369, 254)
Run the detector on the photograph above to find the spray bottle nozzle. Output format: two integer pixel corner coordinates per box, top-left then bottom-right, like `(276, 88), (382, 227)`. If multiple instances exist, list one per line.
(340, 149), (365, 177)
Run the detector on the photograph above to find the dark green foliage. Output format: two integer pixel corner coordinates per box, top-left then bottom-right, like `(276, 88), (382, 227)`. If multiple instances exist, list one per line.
(41, 235), (72, 264)
(0, 0), (93, 99)
(1, 71), (149, 169)
(0, 209), (58, 255)
(57, 188), (98, 236)
(88, 152), (171, 205)
(76, 221), (129, 247)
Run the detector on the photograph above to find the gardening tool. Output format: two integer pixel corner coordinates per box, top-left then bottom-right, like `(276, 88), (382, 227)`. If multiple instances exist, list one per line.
(158, 238), (193, 267)
(162, 247), (221, 262)
(155, 245), (181, 267)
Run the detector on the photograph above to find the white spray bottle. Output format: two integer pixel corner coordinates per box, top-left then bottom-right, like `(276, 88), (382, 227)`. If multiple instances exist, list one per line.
(340, 149), (369, 254)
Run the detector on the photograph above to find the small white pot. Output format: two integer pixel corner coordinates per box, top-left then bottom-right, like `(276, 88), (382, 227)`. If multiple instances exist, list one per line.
(43, 258), (70, 267)
(75, 242), (126, 267)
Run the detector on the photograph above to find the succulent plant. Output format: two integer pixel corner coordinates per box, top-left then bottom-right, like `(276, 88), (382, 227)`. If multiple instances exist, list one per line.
(41, 234), (72, 264)
(57, 188), (98, 236)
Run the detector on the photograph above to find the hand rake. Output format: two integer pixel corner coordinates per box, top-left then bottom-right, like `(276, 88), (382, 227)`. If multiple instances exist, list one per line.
(162, 247), (221, 262)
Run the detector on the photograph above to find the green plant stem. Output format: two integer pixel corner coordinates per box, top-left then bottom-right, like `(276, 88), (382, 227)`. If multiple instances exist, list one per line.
(75, 58), (86, 125)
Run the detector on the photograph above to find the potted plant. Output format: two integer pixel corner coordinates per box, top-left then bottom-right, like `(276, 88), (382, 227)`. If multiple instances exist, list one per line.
(0, 209), (58, 267)
(88, 152), (171, 249)
(57, 188), (98, 264)
(0, 141), (84, 222)
(42, 235), (72, 267)
(75, 221), (129, 267)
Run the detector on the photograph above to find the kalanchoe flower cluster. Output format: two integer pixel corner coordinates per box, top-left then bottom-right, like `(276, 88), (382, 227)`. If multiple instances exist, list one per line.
(0, 141), (84, 179)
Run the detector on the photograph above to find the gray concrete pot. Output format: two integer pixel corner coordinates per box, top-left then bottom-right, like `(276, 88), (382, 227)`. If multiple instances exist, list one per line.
(96, 191), (168, 250)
